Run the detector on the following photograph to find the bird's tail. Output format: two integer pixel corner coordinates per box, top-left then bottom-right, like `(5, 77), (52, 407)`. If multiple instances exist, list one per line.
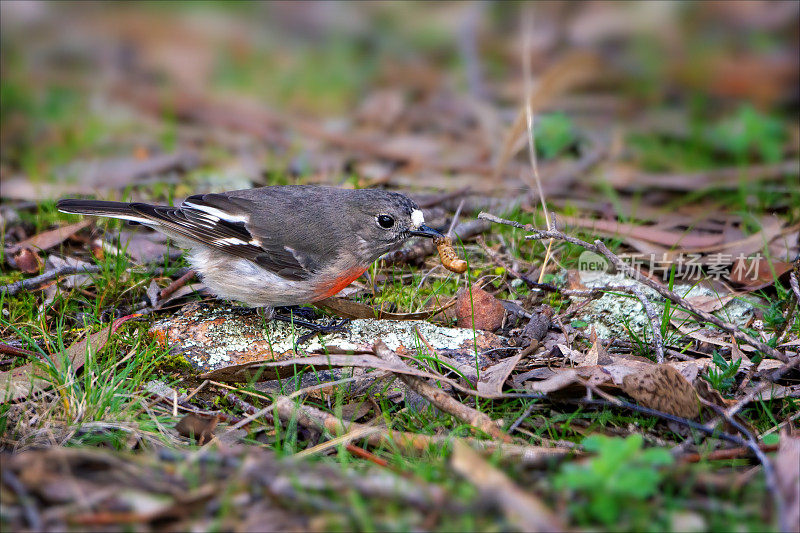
(57, 199), (156, 225)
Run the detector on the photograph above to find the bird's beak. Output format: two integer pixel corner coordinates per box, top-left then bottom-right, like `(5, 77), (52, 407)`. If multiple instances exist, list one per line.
(410, 224), (443, 238)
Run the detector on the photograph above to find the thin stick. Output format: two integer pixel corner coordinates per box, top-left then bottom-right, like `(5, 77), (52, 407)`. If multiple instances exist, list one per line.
(1, 469), (42, 531)
(0, 343), (40, 360)
(566, 379), (748, 447)
(790, 271), (800, 302)
(0, 265), (102, 296)
(703, 402), (784, 528)
(373, 341), (512, 443)
(447, 199), (465, 237)
(479, 213), (789, 362)
(209, 380), (273, 402)
(679, 443), (779, 463)
(508, 403), (537, 433)
(779, 271), (800, 345)
(158, 269), (196, 300)
(724, 355), (800, 419)
(630, 285), (666, 363)
(295, 425), (385, 458)
(268, 394), (570, 465)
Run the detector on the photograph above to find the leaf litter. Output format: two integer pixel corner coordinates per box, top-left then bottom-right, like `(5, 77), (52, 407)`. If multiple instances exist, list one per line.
(1, 2), (798, 531)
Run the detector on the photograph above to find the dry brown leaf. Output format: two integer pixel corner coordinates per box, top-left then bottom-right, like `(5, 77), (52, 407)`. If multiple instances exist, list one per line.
(2, 151), (200, 201)
(109, 230), (183, 264)
(451, 440), (564, 533)
(729, 257), (793, 290)
(686, 217), (789, 257)
(11, 248), (43, 274)
(477, 352), (525, 396)
(606, 160), (799, 192)
(621, 365), (700, 418)
(0, 326), (114, 402)
(5, 219), (92, 256)
(524, 369), (579, 395)
(562, 216), (724, 249)
(583, 327), (612, 367)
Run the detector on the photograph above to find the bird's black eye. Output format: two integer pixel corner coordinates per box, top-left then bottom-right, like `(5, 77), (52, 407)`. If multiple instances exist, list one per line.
(377, 214), (395, 229)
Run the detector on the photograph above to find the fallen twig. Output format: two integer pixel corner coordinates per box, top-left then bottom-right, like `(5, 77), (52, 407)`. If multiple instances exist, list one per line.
(629, 284), (666, 363)
(373, 340), (512, 443)
(1, 265), (102, 296)
(1, 468), (42, 531)
(725, 355), (800, 419)
(266, 393), (569, 465)
(158, 269), (196, 301)
(618, 159), (799, 192)
(702, 401), (784, 528)
(0, 343), (40, 360)
(451, 439), (565, 533)
(479, 212), (789, 362)
(777, 270), (800, 345)
(679, 443), (779, 463)
(416, 187), (473, 208)
(790, 270), (800, 302)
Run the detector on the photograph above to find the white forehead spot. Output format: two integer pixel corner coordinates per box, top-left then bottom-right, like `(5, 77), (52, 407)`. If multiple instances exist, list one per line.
(411, 209), (424, 228)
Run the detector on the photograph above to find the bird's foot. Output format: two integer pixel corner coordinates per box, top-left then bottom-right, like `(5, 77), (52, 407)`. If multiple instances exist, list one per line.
(275, 305), (319, 321)
(271, 311), (351, 344)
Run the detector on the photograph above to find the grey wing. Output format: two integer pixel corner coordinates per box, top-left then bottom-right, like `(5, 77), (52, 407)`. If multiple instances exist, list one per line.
(129, 193), (313, 281)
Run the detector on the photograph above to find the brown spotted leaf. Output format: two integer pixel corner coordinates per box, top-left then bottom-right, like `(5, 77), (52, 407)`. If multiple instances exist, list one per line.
(622, 365), (700, 418)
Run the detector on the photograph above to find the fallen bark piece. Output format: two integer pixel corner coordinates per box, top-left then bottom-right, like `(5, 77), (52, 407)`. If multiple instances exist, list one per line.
(519, 306), (553, 344)
(434, 235), (468, 273)
(477, 351), (526, 396)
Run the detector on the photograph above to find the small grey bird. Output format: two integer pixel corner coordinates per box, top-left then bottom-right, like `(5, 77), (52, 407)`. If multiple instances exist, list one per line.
(57, 185), (441, 321)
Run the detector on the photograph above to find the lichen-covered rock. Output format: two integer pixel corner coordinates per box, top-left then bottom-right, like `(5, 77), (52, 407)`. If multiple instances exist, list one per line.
(150, 302), (506, 374)
(573, 273), (762, 340)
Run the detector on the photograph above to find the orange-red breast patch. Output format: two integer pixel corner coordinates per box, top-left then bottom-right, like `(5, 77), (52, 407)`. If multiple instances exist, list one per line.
(314, 266), (368, 300)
